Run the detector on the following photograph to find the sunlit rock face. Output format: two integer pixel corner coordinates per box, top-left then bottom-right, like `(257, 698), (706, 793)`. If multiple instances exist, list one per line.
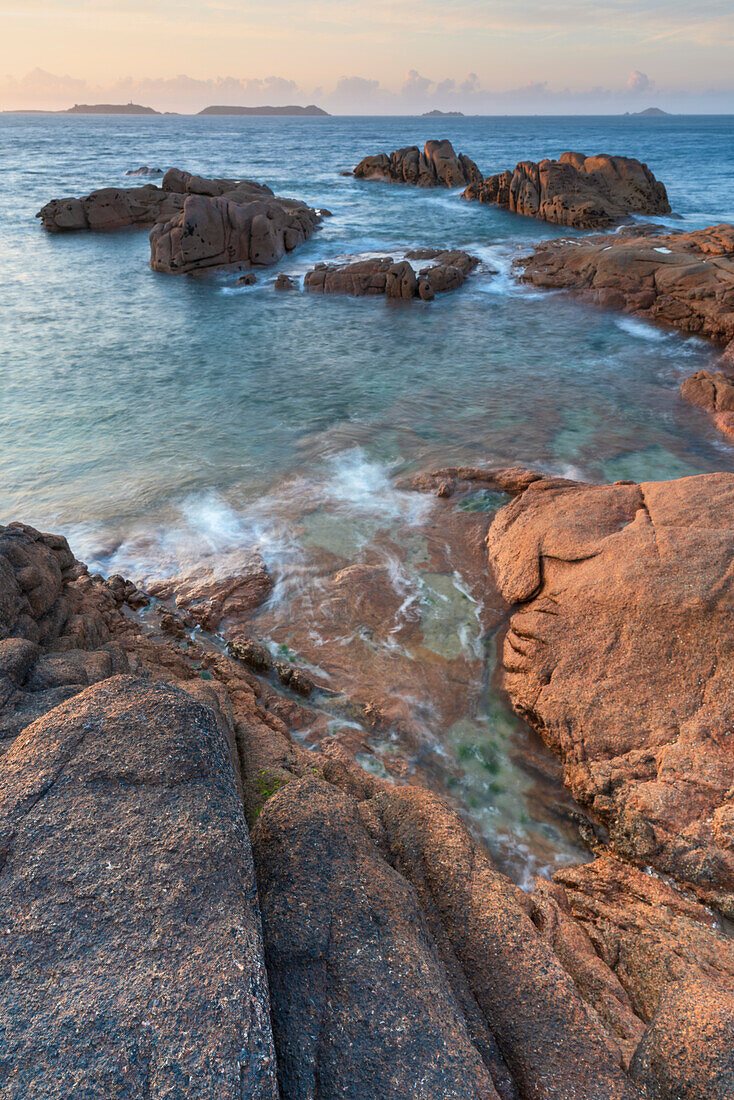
(464, 151), (670, 228)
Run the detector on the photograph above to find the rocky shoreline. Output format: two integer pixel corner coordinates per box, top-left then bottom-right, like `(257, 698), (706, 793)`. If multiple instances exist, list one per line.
(2, 459), (733, 1097)
(11, 145), (734, 1098)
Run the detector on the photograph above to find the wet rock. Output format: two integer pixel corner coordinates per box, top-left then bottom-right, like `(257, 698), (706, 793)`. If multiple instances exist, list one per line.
(125, 165), (163, 176)
(354, 139), (482, 188)
(275, 662), (313, 697)
(400, 464), (543, 497)
(229, 635), (274, 673)
(0, 675), (278, 1099)
(464, 152), (670, 228)
(274, 272), (296, 290)
(304, 250), (479, 300)
(147, 549), (272, 630)
(519, 223), (734, 345)
(681, 368), (734, 440)
(237, 271), (257, 286)
(486, 472), (734, 916)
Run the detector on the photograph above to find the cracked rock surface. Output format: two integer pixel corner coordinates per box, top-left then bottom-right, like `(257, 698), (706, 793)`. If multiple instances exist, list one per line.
(487, 472), (734, 917)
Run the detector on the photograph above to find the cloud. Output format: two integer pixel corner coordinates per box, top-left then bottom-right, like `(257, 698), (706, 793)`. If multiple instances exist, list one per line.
(402, 69), (434, 96)
(0, 70), (303, 111)
(459, 72), (481, 94)
(627, 69), (654, 93)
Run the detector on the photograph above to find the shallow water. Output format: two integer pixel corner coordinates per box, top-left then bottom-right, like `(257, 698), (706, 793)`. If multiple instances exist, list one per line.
(2, 112), (733, 883)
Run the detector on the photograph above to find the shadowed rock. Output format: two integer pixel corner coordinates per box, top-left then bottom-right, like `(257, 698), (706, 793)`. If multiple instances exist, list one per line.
(354, 139), (482, 188)
(0, 675), (278, 1099)
(464, 152), (670, 227)
(486, 472), (734, 917)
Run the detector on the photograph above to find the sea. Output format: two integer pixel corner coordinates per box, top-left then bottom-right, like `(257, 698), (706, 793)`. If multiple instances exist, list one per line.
(2, 111), (733, 883)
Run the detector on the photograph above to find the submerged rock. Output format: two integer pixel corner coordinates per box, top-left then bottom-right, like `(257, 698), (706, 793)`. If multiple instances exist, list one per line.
(304, 250), (479, 300)
(486, 472), (734, 917)
(125, 165), (163, 176)
(464, 152), (670, 228)
(354, 139), (482, 188)
(147, 549), (272, 629)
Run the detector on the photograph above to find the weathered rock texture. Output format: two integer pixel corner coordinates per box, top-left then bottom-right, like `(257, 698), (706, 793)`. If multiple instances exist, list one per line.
(486, 472), (734, 917)
(354, 139), (482, 188)
(464, 152), (670, 228)
(520, 223), (734, 344)
(36, 167), (276, 232)
(304, 250), (479, 301)
(0, 676), (278, 1099)
(150, 192), (320, 275)
(2, 515), (734, 1098)
(680, 368), (734, 441)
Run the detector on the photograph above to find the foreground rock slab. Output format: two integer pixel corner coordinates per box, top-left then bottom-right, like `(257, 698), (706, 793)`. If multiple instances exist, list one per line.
(0, 675), (278, 1099)
(487, 472), (734, 917)
(464, 152), (670, 228)
(304, 250), (479, 301)
(354, 139), (481, 188)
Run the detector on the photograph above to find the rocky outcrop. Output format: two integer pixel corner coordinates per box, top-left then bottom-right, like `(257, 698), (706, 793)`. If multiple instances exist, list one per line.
(519, 223), (734, 344)
(464, 152), (670, 228)
(304, 250), (479, 301)
(37, 166), (278, 233)
(486, 472), (734, 917)
(0, 522), (133, 753)
(149, 192), (320, 274)
(2, 514), (734, 1097)
(0, 676), (278, 1099)
(147, 549), (272, 630)
(680, 368), (734, 440)
(354, 139), (482, 188)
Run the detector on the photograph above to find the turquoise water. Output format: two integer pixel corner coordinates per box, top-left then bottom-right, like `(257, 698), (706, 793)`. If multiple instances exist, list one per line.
(2, 113), (733, 881)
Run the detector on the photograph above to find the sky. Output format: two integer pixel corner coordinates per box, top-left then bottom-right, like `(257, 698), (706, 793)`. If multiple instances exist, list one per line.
(1, 0), (733, 114)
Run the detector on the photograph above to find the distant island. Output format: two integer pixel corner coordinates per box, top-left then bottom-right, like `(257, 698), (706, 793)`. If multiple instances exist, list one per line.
(66, 102), (159, 115)
(422, 109), (464, 117)
(625, 107), (671, 117)
(198, 104), (329, 116)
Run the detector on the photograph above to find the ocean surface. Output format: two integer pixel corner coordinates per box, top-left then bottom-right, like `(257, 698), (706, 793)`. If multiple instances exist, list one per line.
(2, 112), (733, 882)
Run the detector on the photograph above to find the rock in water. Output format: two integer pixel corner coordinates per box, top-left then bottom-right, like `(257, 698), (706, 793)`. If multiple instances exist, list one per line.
(149, 193), (320, 274)
(35, 165), (318, 274)
(0, 675), (278, 1099)
(519, 223), (734, 344)
(354, 139), (482, 188)
(486, 472), (734, 917)
(304, 250), (479, 300)
(125, 165), (163, 176)
(464, 151), (670, 228)
(680, 368), (734, 440)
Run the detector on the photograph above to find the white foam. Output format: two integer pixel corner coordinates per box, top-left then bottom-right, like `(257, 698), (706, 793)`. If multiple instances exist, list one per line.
(616, 316), (667, 342)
